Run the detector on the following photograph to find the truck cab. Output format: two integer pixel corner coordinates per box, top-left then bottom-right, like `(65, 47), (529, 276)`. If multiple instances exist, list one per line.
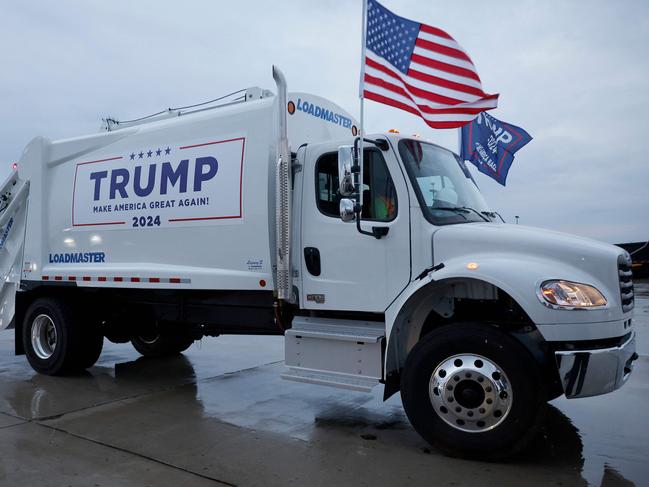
(285, 129), (637, 458)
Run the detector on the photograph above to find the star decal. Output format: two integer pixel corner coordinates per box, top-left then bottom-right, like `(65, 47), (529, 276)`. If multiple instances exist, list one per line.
(155, 148), (162, 156)
(147, 150), (153, 157)
(138, 151), (144, 159)
(165, 147), (171, 155)
(130, 153), (135, 160)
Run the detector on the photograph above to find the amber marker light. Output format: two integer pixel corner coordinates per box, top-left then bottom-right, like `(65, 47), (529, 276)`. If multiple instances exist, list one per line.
(388, 128), (400, 133)
(467, 262), (479, 270)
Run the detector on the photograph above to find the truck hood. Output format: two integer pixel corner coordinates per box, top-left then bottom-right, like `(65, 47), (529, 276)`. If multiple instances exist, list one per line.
(431, 223), (630, 324)
(433, 223), (625, 269)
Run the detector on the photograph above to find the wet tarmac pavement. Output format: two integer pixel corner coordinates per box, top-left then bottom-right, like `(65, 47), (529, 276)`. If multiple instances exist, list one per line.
(1, 284), (648, 486)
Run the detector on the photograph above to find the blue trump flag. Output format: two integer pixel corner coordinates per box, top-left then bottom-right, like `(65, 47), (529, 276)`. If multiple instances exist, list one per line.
(460, 112), (532, 186)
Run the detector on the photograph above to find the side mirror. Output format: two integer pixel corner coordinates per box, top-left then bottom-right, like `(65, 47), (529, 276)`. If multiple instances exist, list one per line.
(337, 145), (355, 196)
(339, 198), (355, 222)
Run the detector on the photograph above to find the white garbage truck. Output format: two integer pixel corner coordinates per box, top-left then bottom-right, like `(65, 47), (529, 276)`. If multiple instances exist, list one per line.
(0, 67), (637, 459)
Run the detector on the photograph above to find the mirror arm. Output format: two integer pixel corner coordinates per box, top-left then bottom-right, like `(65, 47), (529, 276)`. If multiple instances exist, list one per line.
(353, 136), (389, 153)
(355, 216), (389, 239)
(353, 204), (389, 240)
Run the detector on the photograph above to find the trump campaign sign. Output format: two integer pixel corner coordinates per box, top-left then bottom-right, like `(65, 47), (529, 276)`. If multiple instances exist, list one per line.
(460, 113), (532, 186)
(72, 136), (245, 229)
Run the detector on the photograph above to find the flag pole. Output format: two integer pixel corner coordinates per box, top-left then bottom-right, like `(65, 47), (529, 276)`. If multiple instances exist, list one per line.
(358, 0), (368, 212)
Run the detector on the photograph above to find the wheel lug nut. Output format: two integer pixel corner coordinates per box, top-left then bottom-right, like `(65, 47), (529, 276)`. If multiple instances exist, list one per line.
(499, 391), (508, 400)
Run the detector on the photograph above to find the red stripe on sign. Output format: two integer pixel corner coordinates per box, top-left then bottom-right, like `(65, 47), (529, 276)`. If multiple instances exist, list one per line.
(114, 277), (123, 282)
(169, 278), (181, 284)
(98, 277), (107, 282)
(83, 276), (91, 282)
(178, 137), (245, 150)
(149, 278), (160, 283)
(77, 156), (123, 166)
(168, 215), (241, 222)
(130, 277), (141, 283)
(73, 221), (126, 227)
(68, 276), (77, 281)
(42, 276), (49, 281)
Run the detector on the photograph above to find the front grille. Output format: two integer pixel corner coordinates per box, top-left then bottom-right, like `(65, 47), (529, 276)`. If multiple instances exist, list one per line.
(618, 254), (634, 312)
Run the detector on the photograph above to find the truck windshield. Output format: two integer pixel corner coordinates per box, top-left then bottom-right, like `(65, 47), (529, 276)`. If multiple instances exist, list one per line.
(398, 139), (490, 225)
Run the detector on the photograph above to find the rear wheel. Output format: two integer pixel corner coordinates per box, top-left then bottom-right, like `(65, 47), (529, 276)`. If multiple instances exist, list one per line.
(22, 297), (103, 375)
(400, 322), (545, 460)
(131, 324), (194, 358)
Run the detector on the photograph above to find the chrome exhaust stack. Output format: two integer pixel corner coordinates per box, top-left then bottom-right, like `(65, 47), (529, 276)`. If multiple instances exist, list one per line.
(272, 65), (292, 302)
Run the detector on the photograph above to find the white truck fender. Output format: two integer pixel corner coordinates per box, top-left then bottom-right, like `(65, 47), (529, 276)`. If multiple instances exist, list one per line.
(383, 253), (620, 384)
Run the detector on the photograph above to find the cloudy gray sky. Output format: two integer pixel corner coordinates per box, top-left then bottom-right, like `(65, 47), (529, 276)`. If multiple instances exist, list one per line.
(2, 0), (647, 243)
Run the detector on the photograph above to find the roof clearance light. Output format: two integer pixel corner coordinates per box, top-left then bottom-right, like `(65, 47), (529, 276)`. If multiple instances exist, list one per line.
(467, 262), (479, 270)
(12, 163), (17, 170)
(388, 129), (400, 133)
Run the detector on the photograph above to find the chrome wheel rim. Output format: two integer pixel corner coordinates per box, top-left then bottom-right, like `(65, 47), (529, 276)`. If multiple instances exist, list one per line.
(138, 332), (160, 345)
(429, 353), (513, 433)
(31, 314), (57, 360)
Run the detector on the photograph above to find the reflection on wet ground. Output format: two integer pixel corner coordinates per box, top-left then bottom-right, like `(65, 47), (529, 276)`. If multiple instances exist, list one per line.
(0, 284), (647, 486)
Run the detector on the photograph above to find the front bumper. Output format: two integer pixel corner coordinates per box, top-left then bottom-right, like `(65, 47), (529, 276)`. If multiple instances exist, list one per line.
(555, 332), (638, 398)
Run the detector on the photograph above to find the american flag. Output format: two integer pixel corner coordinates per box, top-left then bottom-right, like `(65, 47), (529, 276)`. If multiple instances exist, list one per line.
(362, 0), (498, 129)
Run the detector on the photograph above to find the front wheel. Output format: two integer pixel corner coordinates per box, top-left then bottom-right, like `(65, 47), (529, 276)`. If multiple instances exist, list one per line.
(400, 323), (545, 460)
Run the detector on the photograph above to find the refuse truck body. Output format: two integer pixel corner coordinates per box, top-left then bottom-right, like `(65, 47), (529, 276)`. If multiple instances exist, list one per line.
(0, 68), (637, 459)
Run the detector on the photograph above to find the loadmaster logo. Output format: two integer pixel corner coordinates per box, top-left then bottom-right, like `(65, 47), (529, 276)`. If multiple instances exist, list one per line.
(288, 98), (355, 133)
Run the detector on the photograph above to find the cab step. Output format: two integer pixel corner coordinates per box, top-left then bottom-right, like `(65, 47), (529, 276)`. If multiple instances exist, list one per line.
(282, 316), (385, 392)
(281, 368), (380, 392)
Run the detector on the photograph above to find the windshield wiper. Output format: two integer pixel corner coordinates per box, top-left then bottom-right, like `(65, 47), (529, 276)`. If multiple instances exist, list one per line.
(481, 211), (506, 223)
(432, 206), (490, 222)
(431, 207), (469, 220)
(431, 206), (491, 223)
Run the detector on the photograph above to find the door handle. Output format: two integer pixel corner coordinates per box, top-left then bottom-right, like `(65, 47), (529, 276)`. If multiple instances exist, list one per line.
(304, 247), (321, 276)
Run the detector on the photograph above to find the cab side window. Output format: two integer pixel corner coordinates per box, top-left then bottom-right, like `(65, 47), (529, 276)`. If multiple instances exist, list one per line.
(316, 149), (397, 221)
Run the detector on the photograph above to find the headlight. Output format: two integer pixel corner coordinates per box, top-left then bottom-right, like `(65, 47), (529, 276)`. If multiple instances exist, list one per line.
(539, 280), (607, 309)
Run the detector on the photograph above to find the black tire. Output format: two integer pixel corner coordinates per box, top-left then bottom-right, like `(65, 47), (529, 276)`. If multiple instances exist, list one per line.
(400, 322), (545, 460)
(131, 330), (194, 358)
(22, 297), (103, 375)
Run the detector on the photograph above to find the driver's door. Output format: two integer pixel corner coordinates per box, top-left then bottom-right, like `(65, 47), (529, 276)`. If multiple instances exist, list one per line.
(300, 144), (411, 312)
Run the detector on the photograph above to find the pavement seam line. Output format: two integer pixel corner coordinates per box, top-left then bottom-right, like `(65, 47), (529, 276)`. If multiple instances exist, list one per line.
(200, 359), (285, 384)
(33, 421), (237, 487)
(0, 421), (28, 430)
